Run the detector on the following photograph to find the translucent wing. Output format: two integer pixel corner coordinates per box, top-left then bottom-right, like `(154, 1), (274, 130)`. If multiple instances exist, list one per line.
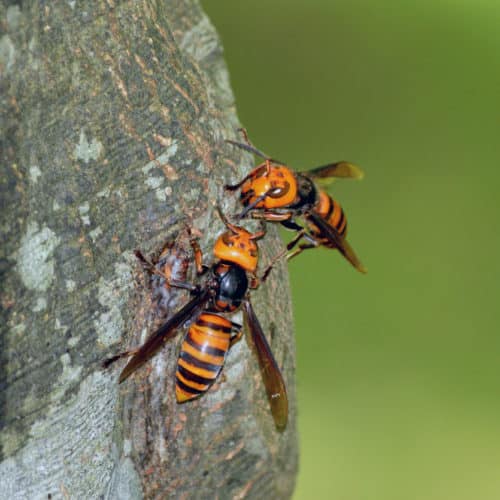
(308, 211), (367, 274)
(302, 162), (364, 189)
(118, 290), (210, 383)
(243, 299), (288, 431)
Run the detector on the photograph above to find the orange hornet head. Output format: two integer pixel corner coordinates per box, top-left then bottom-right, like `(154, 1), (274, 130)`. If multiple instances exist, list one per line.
(213, 206), (265, 273)
(240, 162), (298, 209)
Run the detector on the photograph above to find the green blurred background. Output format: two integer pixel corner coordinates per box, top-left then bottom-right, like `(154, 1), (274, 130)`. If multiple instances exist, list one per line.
(203, 1), (500, 499)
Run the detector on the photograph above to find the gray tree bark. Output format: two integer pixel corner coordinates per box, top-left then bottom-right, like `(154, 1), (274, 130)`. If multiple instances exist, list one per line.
(0, 1), (297, 498)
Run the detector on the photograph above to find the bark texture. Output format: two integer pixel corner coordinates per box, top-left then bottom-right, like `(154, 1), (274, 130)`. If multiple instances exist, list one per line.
(0, 1), (297, 498)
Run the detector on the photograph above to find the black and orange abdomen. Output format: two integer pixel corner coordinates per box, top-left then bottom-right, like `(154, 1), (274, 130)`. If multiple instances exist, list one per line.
(310, 191), (348, 243)
(175, 313), (234, 402)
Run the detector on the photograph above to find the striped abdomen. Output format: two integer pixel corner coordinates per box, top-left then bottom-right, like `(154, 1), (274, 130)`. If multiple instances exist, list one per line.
(310, 191), (348, 244)
(175, 313), (233, 402)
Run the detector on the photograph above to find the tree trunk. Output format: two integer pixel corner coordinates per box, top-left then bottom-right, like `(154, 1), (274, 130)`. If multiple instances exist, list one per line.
(0, 1), (297, 498)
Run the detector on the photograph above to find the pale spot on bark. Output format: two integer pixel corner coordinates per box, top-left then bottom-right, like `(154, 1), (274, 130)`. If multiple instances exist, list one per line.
(78, 202), (91, 226)
(74, 130), (103, 163)
(29, 165), (42, 183)
(89, 226), (103, 242)
(94, 261), (134, 347)
(0, 35), (16, 73)
(32, 297), (47, 312)
(66, 279), (76, 292)
(17, 221), (60, 292)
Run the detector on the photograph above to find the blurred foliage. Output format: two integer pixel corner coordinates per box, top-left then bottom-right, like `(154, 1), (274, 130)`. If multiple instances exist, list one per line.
(203, 1), (500, 498)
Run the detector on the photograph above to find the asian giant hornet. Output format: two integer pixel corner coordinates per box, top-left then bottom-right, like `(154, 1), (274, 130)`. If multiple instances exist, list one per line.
(103, 207), (288, 431)
(225, 130), (367, 274)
